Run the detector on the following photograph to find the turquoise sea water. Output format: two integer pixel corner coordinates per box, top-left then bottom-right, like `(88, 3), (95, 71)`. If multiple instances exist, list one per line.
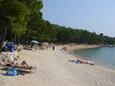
(73, 47), (115, 70)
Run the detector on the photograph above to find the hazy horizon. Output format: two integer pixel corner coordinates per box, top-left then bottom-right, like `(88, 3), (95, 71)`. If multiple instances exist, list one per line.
(42, 0), (115, 37)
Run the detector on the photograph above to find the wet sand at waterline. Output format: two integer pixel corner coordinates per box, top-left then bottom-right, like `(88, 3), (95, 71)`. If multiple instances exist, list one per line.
(0, 45), (115, 86)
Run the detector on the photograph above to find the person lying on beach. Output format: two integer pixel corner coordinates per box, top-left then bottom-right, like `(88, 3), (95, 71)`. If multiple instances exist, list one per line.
(6, 60), (35, 70)
(0, 53), (36, 70)
(69, 57), (95, 65)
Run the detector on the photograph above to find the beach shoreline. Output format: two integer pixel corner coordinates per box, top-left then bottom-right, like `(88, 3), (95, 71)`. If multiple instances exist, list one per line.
(0, 44), (115, 86)
(65, 44), (100, 51)
(66, 44), (115, 70)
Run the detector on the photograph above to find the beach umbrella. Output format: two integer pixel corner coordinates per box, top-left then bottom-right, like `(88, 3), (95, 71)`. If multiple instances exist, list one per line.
(31, 40), (39, 44)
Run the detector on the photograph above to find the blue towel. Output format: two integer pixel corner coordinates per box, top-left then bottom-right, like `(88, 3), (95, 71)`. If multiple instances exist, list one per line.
(75, 60), (80, 64)
(5, 68), (17, 76)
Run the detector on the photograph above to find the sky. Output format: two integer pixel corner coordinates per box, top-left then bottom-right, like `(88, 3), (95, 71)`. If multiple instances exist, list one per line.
(41, 0), (115, 37)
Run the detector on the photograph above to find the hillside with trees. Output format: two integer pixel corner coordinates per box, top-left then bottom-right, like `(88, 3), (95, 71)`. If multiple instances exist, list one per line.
(0, 0), (115, 52)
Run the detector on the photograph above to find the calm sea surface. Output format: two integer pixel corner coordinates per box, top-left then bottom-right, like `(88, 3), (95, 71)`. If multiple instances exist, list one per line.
(73, 47), (115, 70)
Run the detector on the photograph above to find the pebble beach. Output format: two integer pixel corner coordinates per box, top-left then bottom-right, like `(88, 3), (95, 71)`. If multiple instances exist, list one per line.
(0, 45), (115, 86)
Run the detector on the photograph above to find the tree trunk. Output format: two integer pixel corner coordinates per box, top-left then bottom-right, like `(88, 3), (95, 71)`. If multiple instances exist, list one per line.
(14, 35), (16, 43)
(11, 32), (13, 42)
(0, 26), (7, 53)
(18, 37), (21, 44)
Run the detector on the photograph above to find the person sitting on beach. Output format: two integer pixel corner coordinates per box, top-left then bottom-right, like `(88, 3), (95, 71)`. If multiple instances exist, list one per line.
(8, 60), (35, 70)
(5, 53), (35, 69)
(0, 52), (35, 70)
(3, 58), (36, 70)
(69, 57), (95, 65)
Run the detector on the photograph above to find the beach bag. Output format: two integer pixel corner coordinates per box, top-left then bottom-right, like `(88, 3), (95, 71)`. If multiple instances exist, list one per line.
(6, 43), (10, 48)
(5, 68), (17, 76)
(8, 45), (14, 52)
(2, 47), (7, 51)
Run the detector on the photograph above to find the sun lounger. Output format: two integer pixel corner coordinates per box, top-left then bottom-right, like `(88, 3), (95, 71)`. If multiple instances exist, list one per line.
(12, 65), (37, 70)
(0, 66), (37, 76)
(16, 68), (37, 75)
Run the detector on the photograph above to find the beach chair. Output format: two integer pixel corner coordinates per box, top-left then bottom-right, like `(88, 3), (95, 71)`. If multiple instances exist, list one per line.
(16, 67), (37, 75)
